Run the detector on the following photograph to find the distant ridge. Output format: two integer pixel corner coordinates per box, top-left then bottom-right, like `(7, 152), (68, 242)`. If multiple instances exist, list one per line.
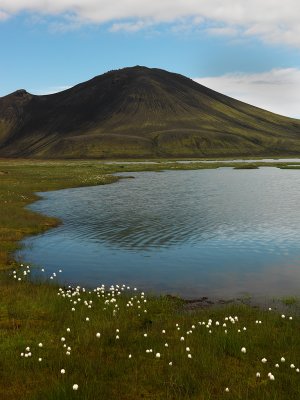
(0, 66), (300, 159)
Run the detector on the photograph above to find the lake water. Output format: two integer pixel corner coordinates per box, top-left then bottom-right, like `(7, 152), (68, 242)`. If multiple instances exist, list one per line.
(104, 158), (300, 165)
(17, 168), (300, 299)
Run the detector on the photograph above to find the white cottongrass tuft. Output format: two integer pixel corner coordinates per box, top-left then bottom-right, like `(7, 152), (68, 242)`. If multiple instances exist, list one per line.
(241, 347), (246, 353)
(72, 384), (79, 391)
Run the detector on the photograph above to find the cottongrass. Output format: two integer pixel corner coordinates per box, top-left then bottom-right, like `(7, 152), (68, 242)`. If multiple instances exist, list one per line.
(3, 264), (300, 399)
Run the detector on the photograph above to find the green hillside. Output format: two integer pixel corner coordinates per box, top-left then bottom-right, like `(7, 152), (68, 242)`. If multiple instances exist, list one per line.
(0, 66), (300, 159)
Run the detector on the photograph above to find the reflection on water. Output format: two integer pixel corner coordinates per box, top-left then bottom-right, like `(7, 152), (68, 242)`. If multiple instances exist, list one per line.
(17, 168), (300, 298)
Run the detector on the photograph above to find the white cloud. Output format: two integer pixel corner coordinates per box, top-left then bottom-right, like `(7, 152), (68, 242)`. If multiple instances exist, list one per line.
(206, 26), (238, 37)
(0, 1), (300, 46)
(194, 68), (300, 119)
(110, 20), (153, 33)
(0, 9), (8, 20)
(30, 85), (71, 95)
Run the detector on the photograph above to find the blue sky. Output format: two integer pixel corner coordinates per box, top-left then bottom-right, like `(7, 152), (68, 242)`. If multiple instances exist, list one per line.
(1, 1), (300, 117)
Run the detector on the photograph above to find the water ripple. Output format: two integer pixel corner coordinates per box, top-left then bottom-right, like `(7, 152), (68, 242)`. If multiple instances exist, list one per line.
(18, 168), (300, 298)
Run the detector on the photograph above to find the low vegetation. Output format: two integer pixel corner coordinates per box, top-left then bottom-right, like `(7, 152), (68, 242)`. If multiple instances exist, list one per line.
(1, 159), (300, 399)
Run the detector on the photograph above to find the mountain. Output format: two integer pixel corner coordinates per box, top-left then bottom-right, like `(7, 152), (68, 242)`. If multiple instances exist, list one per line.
(0, 66), (300, 159)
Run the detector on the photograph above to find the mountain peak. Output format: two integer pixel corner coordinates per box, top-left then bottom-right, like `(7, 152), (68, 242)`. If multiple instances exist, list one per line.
(0, 67), (299, 159)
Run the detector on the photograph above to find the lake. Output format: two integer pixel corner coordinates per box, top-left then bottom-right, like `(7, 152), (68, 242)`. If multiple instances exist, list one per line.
(17, 168), (300, 299)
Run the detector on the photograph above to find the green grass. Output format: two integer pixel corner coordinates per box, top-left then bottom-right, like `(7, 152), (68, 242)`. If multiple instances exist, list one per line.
(1, 271), (300, 400)
(0, 158), (300, 399)
(280, 297), (299, 306)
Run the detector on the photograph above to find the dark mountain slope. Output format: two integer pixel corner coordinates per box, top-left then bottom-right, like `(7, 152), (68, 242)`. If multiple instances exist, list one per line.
(0, 66), (300, 158)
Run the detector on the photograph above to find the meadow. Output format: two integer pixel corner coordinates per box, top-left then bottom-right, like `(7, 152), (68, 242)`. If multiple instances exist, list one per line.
(0, 159), (300, 399)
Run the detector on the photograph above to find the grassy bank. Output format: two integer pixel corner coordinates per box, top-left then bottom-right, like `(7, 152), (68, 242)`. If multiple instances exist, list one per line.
(1, 159), (300, 399)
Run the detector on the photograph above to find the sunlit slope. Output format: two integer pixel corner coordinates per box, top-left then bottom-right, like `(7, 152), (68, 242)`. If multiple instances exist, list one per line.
(0, 66), (300, 158)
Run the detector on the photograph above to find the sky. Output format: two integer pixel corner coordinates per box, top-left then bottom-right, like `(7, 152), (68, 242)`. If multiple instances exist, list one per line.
(0, 1), (300, 118)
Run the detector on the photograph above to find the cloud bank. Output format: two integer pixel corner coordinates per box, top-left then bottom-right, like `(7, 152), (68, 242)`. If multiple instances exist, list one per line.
(194, 68), (300, 119)
(1, 1), (300, 46)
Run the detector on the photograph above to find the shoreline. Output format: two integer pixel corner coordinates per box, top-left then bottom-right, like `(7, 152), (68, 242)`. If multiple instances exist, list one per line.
(1, 159), (300, 399)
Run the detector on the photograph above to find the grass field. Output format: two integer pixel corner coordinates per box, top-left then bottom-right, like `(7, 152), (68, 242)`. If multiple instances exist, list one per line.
(0, 159), (300, 399)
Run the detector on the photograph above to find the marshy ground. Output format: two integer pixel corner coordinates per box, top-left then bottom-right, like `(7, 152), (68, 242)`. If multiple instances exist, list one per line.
(0, 158), (300, 399)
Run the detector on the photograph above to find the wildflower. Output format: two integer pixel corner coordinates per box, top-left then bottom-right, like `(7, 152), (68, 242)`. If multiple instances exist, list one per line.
(241, 347), (246, 354)
(156, 353), (161, 358)
(73, 384), (79, 391)
(61, 369), (66, 374)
